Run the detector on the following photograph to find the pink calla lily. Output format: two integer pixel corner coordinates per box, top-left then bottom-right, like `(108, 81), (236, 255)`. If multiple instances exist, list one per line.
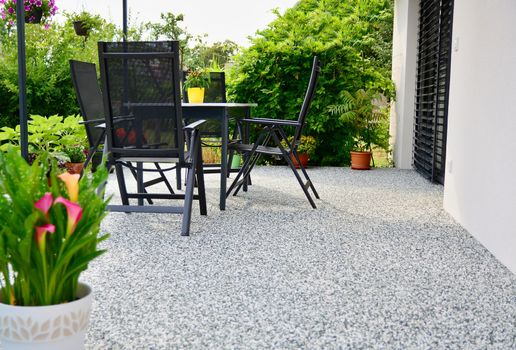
(34, 192), (53, 216)
(35, 224), (55, 252)
(54, 197), (83, 236)
(58, 172), (80, 202)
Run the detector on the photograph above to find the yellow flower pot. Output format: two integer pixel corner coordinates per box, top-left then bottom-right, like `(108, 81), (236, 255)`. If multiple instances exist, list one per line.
(187, 88), (205, 103)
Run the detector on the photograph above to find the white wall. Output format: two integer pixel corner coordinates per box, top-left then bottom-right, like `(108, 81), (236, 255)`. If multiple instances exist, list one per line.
(444, 0), (516, 274)
(389, 0), (419, 169)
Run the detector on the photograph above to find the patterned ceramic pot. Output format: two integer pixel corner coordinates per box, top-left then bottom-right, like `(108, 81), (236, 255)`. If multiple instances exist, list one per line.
(0, 283), (92, 350)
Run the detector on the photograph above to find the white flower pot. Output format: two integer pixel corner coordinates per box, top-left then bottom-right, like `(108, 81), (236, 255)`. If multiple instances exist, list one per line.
(0, 283), (92, 350)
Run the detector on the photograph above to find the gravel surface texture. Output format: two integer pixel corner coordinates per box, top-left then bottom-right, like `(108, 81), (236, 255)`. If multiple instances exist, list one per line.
(83, 166), (516, 349)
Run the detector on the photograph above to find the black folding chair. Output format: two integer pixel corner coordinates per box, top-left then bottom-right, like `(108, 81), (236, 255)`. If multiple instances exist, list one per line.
(70, 59), (181, 196)
(69, 60), (108, 173)
(226, 57), (321, 208)
(98, 41), (207, 236)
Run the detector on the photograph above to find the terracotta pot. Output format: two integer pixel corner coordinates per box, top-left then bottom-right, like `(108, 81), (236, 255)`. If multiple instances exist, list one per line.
(187, 88), (205, 103)
(290, 153), (309, 169)
(350, 151), (372, 170)
(64, 162), (84, 175)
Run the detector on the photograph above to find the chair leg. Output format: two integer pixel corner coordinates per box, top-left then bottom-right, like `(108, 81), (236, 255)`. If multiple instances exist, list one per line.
(284, 152), (316, 208)
(181, 165), (195, 237)
(294, 152), (320, 199)
(181, 132), (202, 236)
(175, 164), (182, 190)
(154, 162), (175, 195)
(195, 143), (207, 216)
(127, 162), (153, 205)
(115, 163), (130, 206)
(233, 151), (262, 196)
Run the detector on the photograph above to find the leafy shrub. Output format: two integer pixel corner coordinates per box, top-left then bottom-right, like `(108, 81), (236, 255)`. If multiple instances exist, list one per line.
(0, 12), (119, 128)
(64, 145), (86, 163)
(328, 89), (390, 152)
(0, 114), (87, 163)
(227, 0), (394, 165)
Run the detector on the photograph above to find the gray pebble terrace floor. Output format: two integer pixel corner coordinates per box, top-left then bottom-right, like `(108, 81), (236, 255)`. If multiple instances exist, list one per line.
(82, 166), (516, 349)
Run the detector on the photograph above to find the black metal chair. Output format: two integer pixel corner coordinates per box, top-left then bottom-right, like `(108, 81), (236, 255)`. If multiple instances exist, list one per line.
(69, 60), (108, 172)
(226, 57), (321, 208)
(98, 41), (207, 236)
(70, 60), (181, 196)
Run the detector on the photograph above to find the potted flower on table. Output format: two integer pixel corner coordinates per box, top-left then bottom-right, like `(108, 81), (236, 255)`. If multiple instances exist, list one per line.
(0, 149), (109, 349)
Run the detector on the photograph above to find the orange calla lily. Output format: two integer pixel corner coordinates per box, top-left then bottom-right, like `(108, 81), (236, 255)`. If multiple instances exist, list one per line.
(58, 172), (80, 202)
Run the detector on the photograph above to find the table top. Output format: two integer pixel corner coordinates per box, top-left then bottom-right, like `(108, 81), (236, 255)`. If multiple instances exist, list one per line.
(182, 103), (257, 107)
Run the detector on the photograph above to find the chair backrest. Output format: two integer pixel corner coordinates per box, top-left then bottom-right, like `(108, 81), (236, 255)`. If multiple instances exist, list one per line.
(98, 41), (185, 162)
(182, 71), (226, 103)
(69, 60), (105, 148)
(293, 56), (321, 143)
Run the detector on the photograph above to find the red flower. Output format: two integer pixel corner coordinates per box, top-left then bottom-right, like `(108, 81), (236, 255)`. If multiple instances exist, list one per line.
(35, 224), (55, 252)
(34, 192), (53, 216)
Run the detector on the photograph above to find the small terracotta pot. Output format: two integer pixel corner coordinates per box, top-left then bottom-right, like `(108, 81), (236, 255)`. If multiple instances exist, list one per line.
(290, 153), (309, 169)
(350, 151), (372, 170)
(64, 162), (84, 175)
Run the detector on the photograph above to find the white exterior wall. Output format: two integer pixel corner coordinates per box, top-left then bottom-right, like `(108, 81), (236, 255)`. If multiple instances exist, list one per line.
(444, 0), (516, 274)
(389, 0), (419, 169)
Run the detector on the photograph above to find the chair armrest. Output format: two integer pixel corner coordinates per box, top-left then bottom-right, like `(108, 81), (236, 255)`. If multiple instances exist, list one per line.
(241, 118), (300, 127)
(183, 119), (206, 131)
(79, 118), (104, 125)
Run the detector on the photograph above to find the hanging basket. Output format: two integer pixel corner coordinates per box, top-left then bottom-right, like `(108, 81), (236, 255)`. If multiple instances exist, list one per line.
(73, 21), (89, 36)
(24, 8), (43, 24)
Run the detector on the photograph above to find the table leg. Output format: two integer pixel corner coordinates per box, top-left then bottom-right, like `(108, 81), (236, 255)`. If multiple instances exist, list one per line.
(220, 112), (228, 210)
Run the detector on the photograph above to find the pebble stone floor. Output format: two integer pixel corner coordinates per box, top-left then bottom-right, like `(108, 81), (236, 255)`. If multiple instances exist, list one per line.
(83, 166), (516, 349)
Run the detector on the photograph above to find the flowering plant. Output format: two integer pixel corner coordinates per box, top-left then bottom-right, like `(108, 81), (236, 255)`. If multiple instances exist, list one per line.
(0, 149), (109, 306)
(0, 0), (57, 27)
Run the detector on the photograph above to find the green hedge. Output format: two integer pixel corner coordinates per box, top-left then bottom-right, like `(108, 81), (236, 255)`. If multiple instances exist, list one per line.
(0, 15), (119, 128)
(227, 0), (394, 165)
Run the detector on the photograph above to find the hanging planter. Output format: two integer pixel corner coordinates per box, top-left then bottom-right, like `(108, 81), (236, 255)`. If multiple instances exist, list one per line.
(73, 20), (88, 36)
(0, 0), (58, 27)
(70, 12), (103, 37)
(24, 7), (43, 24)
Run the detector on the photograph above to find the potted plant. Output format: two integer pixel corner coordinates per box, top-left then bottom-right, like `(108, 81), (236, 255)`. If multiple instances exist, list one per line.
(69, 11), (102, 37)
(281, 135), (317, 169)
(183, 68), (211, 103)
(0, 149), (109, 349)
(64, 145), (86, 174)
(328, 88), (390, 170)
(0, 0), (57, 26)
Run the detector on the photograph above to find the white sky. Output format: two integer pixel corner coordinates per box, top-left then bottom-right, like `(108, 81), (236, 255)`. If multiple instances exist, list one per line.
(57, 0), (299, 46)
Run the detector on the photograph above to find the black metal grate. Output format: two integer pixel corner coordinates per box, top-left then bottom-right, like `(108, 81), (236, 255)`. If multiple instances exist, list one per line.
(413, 0), (454, 184)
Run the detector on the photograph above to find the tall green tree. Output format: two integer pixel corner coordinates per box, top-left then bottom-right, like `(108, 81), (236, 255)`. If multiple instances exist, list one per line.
(0, 14), (119, 127)
(227, 0), (394, 165)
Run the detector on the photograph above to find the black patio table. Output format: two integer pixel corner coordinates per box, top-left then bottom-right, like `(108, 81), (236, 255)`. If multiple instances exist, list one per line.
(121, 102), (256, 210)
(182, 102), (256, 210)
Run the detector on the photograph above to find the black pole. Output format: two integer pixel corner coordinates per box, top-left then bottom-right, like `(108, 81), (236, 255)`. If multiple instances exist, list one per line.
(122, 0), (128, 41)
(16, 0), (28, 161)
